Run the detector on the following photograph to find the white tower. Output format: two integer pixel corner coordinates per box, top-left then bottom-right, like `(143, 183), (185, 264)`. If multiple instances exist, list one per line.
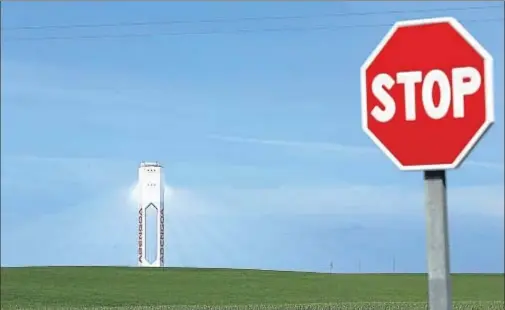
(137, 161), (165, 267)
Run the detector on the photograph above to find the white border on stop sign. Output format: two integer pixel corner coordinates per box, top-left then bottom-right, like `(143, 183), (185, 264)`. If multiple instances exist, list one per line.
(360, 16), (495, 171)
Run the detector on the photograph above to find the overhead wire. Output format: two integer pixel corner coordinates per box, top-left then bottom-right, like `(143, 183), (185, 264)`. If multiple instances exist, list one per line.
(1, 4), (502, 42)
(2, 18), (502, 42)
(1, 4), (502, 31)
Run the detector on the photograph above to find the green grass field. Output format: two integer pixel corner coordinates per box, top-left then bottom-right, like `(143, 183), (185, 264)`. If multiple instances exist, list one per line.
(1, 267), (503, 309)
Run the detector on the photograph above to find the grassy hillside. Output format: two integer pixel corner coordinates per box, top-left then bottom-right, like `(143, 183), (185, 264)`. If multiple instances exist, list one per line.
(1, 267), (503, 309)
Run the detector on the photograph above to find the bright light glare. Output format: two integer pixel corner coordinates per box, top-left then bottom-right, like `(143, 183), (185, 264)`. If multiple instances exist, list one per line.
(128, 180), (174, 208)
(164, 183), (174, 202)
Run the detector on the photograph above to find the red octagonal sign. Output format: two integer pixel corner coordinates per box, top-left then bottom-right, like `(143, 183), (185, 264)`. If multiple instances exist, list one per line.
(361, 17), (494, 171)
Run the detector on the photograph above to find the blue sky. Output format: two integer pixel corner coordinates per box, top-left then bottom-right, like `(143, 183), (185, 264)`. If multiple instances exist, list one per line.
(1, 1), (503, 273)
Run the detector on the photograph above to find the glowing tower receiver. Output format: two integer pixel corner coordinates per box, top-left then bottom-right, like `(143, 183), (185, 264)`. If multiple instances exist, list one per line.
(138, 161), (165, 267)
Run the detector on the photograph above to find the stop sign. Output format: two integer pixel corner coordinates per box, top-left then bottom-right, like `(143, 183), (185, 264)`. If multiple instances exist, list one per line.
(361, 17), (494, 171)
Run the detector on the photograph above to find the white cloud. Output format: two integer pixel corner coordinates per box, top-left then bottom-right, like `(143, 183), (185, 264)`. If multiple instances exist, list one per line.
(2, 154), (503, 219)
(1, 155), (137, 194)
(208, 134), (376, 155)
(208, 134), (504, 171)
(1, 160), (502, 268)
(3, 58), (502, 171)
(465, 160), (504, 170)
(1, 184), (140, 266)
(448, 185), (504, 216)
(160, 183), (504, 218)
(1, 59), (211, 112)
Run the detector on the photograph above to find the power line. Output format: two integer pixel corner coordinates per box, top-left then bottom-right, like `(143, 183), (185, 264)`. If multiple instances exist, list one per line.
(1, 4), (502, 31)
(2, 17), (502, 42)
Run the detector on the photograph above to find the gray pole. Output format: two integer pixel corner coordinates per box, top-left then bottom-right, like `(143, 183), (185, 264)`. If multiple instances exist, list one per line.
(424, 170), (452, 310)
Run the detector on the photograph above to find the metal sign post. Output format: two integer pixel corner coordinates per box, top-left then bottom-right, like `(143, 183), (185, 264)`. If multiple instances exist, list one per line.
(425, 170), (452, 310)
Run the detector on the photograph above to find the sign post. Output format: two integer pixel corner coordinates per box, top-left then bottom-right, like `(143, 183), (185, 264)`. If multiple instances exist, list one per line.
(360, 17), (494, 310)
(424, 169), (451, 309)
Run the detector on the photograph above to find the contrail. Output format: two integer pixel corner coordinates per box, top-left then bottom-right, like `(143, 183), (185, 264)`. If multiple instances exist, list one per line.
(208, 134), (376, 154)
(208, 134), (504, 171)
